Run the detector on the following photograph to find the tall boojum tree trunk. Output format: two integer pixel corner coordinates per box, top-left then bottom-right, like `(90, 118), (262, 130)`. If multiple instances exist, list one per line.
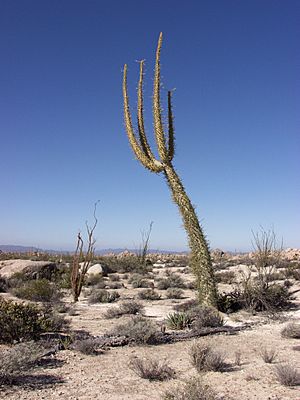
(122, 33), (218, 306)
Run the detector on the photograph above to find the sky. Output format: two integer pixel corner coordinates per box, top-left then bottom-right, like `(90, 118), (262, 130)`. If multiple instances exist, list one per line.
(0, 0), (299, 252)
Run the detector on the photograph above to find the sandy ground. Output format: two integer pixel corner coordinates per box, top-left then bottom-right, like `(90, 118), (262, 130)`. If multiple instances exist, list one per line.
(1, 262), (300, 400)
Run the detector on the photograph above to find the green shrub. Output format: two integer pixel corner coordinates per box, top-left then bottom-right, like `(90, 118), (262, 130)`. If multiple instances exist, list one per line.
(156, 272), (185, 290)
(129, 273), (152, 288)
(188, 305), (224, 330)
(12, 279), (61, 302)
(109, 316), (157, 344)
(88, 289), (120, 304)
(137, 289), (161, 300)
(0, 298), (68, 344)
(215, 270), (235, 284)
(166, 312), (191, 330)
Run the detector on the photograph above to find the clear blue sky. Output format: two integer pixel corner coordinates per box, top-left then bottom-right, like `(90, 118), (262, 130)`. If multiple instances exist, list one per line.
(1, 0), (299, 252)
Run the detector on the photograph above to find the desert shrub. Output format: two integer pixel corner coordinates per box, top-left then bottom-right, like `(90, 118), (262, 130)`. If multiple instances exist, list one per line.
(281, 322), (300, 339)
(12, 279), (62, 302)
(40, 305), (70, 332)
(105, 300), (144, 319)
(72, 338), (101, 355)
(190, 341), (228, 372)
(85, 274), (103, 287)
(283, 263), (300, 280)
(241, 281), (291, 312)
(185, 281), (196, 289)
(0, 298), (68, 344)
(166, 288), (184, 299)
(274, 363), (300, 386)
(215, 270), (235, 284)
(106, 281), (123, 289)
(166, 312), (191, 330)
(0, 341), (45, 384)
(109, 316), (157, 344)
(0, 277), (7, 292)
(259, 347), (277, 363)
(163, 376), (216, 400)
(138, 289), (161, 300)
(157, 271), (186, 290)
(129, 273), (152, 288)
(129, 357), (175, 381)
(188, 305), (224, 331)
(109, 274), (120, 282)
(173, 299), (198, 312)
(87, 289), (120, 304)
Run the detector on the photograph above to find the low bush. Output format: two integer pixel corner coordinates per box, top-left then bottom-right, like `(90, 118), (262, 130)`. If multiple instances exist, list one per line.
(109, 274), (120, 282)
(166, 288), (184, 299)
(84, 274), (104, 287)
(0, 298), (68, 343)
(129, 357), (175, 381)
(105, 300), (144, 319)
(163, 376), (217, 400)
(190, 341), (228, 372)
(129, 274), (152, 289)
(259, 347), (277, 363)
(156, 272), (185, 290)
(88, 289), (120, 304)
(137, 289), (161, 300)
(0, 341), (45, 384)
(281, 322), (300, 339)
(72, 338), (102, 355)
(109, 316), (157, 344)
(0, 277), (7, 292)
(215, 270), (235, 284)
(189, 305), (224, 331)
(173, 299), (198, 312)
(12, 279), (62, 302)
(274, 363), (300, 386)
(166, 312), (191, 330)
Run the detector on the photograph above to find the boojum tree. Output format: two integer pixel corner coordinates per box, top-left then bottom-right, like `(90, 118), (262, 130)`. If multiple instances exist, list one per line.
(122, 33), (218, 306)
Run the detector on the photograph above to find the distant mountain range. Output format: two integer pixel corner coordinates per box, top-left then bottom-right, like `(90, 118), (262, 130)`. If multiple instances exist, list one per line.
(0, 244), (188, 255)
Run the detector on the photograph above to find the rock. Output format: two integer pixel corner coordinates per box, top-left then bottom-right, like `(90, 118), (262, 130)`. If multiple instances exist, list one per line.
(0, 259), (59, 279)
(86, 263), (103, 276)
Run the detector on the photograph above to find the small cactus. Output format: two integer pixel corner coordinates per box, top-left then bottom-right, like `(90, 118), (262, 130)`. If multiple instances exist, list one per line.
(122, 33), (217, 306)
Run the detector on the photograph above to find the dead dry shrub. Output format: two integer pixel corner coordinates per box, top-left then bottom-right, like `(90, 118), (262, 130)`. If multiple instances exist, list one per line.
(128, 273), (152, 288)
(87, 289), (120, 304)
(129, 357), (175, 381)
(166, 288), (184, 299)
(259, 347), (277, 363)
(72, 338), (103, 355)
(163, 376), (217, 400)
(281, 322), (300, 339)
(215, 270), (235, 284)
(173, 299), (198, 312)
(137, 289), (161, 300)
(105, 300), (144, 319)
(190, 341), (228, 372)
(109, 316), (157, 344)
(274, 363), (300, 386)
(0, 341), (45, 384)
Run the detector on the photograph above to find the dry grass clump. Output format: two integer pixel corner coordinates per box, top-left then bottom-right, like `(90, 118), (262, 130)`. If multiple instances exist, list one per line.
(105, 300), (144, 319)
(163, 376), (217, 400)
(281, 322), (300, 339)
(190, 341), (228, 372)
(274, 363), (300, 386)
(259, 347), (277, 363)
(87, 289), (120, 304)
(109, 316), (157, 344)
(129, 357), (175, 381)
(0, 341), (45, 384)
(72, 338), (103, 355)
(137, 289), (161, 300)
(166, 312), (191, 330)
(166, 288), (184, 299)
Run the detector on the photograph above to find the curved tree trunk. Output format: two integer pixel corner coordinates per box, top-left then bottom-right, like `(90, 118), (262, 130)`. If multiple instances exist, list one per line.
(164, 164), (218, 306)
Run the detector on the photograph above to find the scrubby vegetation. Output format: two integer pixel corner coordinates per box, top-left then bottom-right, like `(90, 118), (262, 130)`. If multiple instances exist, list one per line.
(129, 357), (175, 381)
